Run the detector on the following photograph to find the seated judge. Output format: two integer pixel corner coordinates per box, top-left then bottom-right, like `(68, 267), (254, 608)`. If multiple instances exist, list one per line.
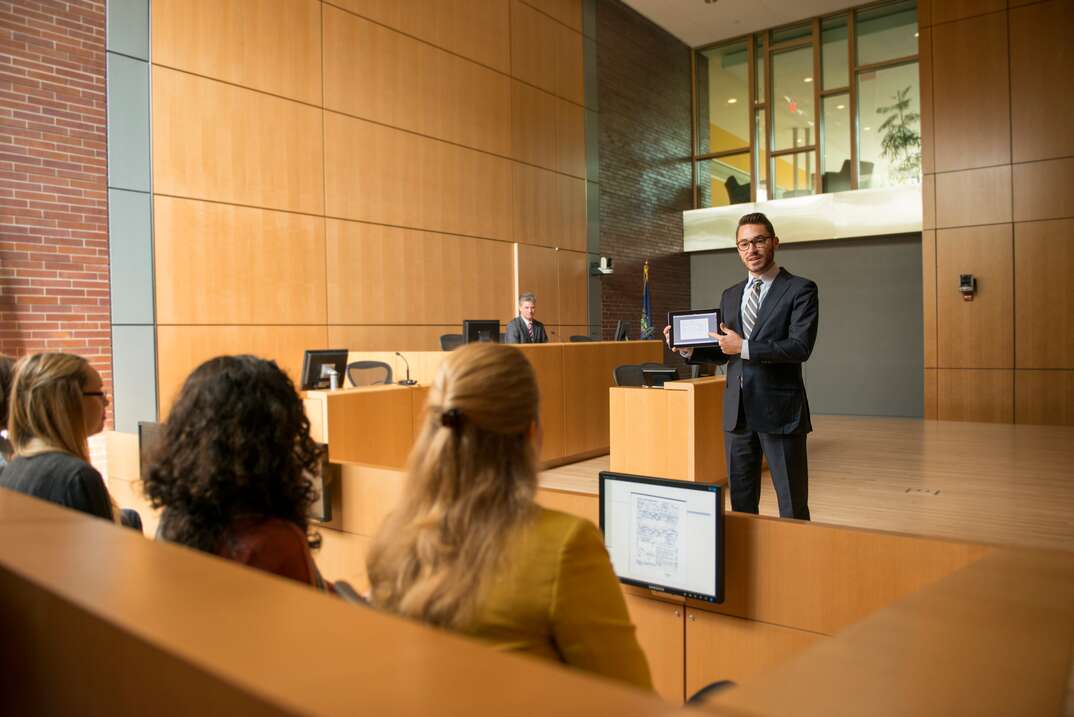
(504, 292), (548, 344)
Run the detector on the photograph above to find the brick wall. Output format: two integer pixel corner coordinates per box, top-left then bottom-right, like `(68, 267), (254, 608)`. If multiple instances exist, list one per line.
(595, 0), (692, 348)
(0, 1), (111, 425)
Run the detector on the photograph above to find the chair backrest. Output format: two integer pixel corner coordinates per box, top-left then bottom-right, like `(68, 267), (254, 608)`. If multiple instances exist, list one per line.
(440, 334), (464, 351)
(612, 364), (645, 387)
(347, 361), (393, 387)
(569, 335), (595, 342)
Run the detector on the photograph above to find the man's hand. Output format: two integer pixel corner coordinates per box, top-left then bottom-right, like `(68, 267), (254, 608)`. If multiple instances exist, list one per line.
(710, 323), (743, 355)
(664, 324), (693, 359)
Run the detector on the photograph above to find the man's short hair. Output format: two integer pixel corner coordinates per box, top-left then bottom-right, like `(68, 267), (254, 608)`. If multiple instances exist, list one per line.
(518, 292), (536, 304)
(737, 212), (776, 238)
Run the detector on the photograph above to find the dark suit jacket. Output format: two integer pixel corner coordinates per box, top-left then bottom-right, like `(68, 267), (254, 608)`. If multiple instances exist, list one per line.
(505, 316), (548, 344)
(691, 268), (819, 435)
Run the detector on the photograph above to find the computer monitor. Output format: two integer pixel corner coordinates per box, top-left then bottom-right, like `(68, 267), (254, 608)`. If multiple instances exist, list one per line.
(615, 319), (630, 341)
(463, 320), (501, 344)
(599, 471), (724, 603)
(301, 349), (348, 390)
(642, 368), (679, 387)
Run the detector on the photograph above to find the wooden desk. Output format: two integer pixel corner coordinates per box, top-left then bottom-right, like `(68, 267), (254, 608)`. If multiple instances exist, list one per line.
(609, 377), (727, 483)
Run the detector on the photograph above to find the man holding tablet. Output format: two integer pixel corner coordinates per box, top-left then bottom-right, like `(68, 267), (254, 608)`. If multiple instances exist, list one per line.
(664, 212), (819, 520)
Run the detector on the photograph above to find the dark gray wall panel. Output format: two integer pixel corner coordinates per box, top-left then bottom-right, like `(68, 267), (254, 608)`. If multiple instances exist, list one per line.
(106, 53), (151, 192)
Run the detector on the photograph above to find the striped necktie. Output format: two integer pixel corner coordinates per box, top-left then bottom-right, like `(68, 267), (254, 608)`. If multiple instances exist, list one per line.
(526, 321), (534, 341)
(742, 278), (763, 338)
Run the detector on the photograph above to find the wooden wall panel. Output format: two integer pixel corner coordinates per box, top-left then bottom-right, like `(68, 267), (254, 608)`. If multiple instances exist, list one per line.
(624, 594), (685, 704)
(325, 220), (515, 325)
(156, 325), (328, 413)
(558, 174), (588, 253)
(1010, 0), (1074, 163)
(936, 225), (1013, 369)
(931, 12), (1010, 172)
(523, 0), (583, 31)
(518, 344), (566, 462)
(323, 6), (511, 157)
(1012, 157), (1074, 223)
(516, 243), (560, 326)
(930, 0), (1005, 25)
(553, 18), (584, 106)
(324, 112), (513, 240)
(924, 368), (938, 419)
(557, 249), (589, 326)
(1014, 219), (1074, 369)
(555, 96), (586, 178)
(935, 165), (1012, 229)
(315, 528), (372, 592)
(922, 173), (935, 230)
(937, 369), (1014, 423)
(918, 27), (934, 175)
(511, 80), (557, 169)
(1015, 370), (1074, 426)
(154, 197), (327, 325)
(922, 230), (937, 368)
(686, 611), (824, 695)
(151, 0), (322, 105)
(325, 390), (415, 468)
(331, 0), (511, 74)
(152, 67), (325, 214)
(329, 326), (458, 352)
(511, 164), (586, 250)
(510, 0), (558, 95)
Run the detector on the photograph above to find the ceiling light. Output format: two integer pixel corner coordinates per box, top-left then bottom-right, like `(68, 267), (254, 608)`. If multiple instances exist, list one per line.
(803, 77), (813, 83)
(727, 98), (738, 104)
(914, 32), (919, 38)
(836, 104), (845, 110)
(863, 126), (871, 131)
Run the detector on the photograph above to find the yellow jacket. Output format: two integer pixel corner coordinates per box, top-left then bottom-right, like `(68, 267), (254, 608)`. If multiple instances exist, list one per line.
(462, 507), (653, 690)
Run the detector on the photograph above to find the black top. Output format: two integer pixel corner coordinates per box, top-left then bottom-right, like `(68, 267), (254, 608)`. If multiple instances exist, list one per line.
(0, 451), (113, 521)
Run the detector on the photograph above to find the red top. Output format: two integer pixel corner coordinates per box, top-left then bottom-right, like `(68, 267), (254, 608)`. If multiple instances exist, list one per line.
(218, 517), (330, 591)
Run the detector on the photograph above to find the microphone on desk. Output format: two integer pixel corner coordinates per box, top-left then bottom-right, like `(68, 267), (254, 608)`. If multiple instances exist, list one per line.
(395, 352), (417, 385)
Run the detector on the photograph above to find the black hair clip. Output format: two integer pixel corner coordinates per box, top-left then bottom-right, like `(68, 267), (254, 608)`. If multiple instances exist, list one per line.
(441, 408), (464, 429)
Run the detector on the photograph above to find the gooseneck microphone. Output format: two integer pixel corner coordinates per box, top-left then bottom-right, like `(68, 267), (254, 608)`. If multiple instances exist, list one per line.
(395, 352), (417, 386)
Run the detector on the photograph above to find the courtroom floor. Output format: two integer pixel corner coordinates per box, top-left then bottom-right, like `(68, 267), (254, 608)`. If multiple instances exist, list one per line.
(541, 415), (1074, 552)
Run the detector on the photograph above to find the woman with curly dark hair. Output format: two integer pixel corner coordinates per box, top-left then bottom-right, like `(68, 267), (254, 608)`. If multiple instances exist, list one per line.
(143, 355), (332, 589)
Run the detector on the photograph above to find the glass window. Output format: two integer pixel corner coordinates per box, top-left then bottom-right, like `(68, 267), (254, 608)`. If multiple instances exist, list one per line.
(697, 41), (750, 155)
(773, 23), (810, 44)
(754, 36), (765, 102)
(821, 15), (848, 89)
(697, 155), (752, 208)
(856, 0), (917, 66)
(857, 62), (921, 188)
(754, 109), (768, 201)
(772, 46), (815, 151)
(772, 151), (815, 199)
(821, 94), (851, 192)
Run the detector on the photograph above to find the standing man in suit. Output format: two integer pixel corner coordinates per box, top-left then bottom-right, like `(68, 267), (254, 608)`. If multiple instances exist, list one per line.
(665, 212), (819, 520)
(505, 292), (549, 344)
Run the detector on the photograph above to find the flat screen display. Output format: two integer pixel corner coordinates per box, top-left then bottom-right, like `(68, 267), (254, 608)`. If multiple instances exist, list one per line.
(599, 471), (724, 603)
(668, 309), (722, 348)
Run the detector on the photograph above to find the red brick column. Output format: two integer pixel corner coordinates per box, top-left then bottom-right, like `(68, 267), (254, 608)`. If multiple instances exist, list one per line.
(0, 1), (111, 425)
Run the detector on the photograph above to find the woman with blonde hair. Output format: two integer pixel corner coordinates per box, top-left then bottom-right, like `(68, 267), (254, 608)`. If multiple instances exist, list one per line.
(0, 352), (117, 522)
(367, 343), (652, 689)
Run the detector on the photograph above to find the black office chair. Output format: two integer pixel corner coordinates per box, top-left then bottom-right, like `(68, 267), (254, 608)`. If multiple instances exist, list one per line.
(439, 333), (464, 351)
(612, 364), (645, 387)
(346, 361), (393, 387)
(569, 335), (595, 342)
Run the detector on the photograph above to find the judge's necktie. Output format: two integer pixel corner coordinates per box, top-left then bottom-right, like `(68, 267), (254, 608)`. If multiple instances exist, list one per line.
(527, 321), (534, 341)
(742, 278), (763, 339)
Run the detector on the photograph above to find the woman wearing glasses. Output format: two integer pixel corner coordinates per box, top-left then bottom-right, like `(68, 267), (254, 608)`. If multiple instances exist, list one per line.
(0, 352), (123, 523)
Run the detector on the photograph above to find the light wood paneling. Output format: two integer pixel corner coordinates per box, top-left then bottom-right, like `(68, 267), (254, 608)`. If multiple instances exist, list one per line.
(325, 220), (515, 325)
(154, 197), (327, 325)
(152, 66), (325, 214)
(323, 6), (511, 157)
(922, 230), (937, 367)
(931, 12), (1010, 172)
(510, 0), (583, 105)
(559, 325), (592, 341)
(344, 351), (448, 385)
(935, 165), (1012, 229)
(330, 326), (461, 352)
(314, 528), (371, 592)
(558, 173), (588, 253)
(331, 0), (511, 74)
(918, 27), (934, 175)
(936, 369), (1014, 422)
(511, 80), (557, 170)
(334, 464), (405, 537)
(1012, 157), (1074, 222)
(511, 164), (586, 251)
(557, 249), (589, 325)
(555, 95), (586, 178)
(930, 0), (1006, 25)
(922, 173), (935, 230)
(1015, 370), (1074, 426)
(523, 0), (583, 31)
(517, 343), (566, 462)
(924, 367), (938, 418)
(918, 0), (932, 27)
(553, 17), (584, 106)
(105, 430), (140, 482)
(516, 242), (560, 326)
(156, 325), (328, 413)
(315, 385), (423, 468)
(624, 593), (685, 704)
(1014, 219), (1074, 369)
(324, 112), (512, 240)
(151, 0), (322, 105)
(1010, 0), (1074, 163)
(686, 611), (824, 695)
(936, 224), (1013, 369)
(535, 487), (598, 525)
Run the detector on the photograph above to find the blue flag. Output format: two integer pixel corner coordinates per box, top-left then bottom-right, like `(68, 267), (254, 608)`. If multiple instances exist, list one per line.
(640, 260), (655, 339)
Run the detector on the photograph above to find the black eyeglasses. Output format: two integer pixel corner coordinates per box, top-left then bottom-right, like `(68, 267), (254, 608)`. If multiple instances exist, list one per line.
(736, 236), (773, 252)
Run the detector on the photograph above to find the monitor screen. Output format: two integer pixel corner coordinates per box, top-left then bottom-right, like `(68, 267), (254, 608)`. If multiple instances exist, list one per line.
(642, 368), (678, 387)
(599, 471), (724, 603)
(463, 320), (500, 344)
(301, 349), (348, 390)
